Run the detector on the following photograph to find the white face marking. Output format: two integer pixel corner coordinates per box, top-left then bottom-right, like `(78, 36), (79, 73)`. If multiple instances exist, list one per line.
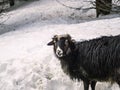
(56, 46), (63, 57)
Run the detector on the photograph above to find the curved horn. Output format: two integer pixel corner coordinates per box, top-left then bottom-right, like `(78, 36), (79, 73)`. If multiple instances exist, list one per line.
(52, 35), (58, 39)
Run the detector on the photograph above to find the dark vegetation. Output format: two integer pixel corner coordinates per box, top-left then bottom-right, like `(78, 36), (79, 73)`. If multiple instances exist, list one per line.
(96, 0), (112, 17)
(56, 0), (120, 17)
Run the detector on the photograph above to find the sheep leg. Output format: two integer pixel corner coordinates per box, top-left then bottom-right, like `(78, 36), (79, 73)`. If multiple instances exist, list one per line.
(91, 81), (97, 90)
(116, 69), (120, 87)
(83, 81), (89, 90)
(116, 80), (120, 87)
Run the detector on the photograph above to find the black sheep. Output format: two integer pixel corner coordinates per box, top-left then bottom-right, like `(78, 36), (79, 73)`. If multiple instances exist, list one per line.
(47, 34), (120, 90)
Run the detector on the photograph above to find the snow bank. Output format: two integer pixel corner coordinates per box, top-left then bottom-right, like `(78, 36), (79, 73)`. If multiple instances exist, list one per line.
(0, 0), (120, 90)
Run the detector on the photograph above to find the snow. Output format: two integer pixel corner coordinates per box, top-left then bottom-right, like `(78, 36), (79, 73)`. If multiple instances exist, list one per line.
(0, 0), (120, 90)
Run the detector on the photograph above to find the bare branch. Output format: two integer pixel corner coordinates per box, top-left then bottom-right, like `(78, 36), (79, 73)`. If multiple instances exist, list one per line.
(56, 0), (83, 10)
(56, 0), (96, 12)
(0, 12), (10, 25)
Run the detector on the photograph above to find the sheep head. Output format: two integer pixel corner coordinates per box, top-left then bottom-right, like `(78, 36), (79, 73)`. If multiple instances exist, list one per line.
(47, 34), (76, 58)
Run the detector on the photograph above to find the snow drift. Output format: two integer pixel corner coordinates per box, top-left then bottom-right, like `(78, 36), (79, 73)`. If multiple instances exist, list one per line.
(0, 0), (120, 90)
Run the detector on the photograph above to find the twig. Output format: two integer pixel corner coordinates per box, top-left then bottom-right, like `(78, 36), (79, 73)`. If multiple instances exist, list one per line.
(56, 0), (96, 12)
(0, 12), (10, 25)
(56, 0), (83, 10)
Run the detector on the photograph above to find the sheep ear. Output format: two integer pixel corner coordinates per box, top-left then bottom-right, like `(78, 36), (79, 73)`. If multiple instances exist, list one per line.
(71, 39), (76, 43)
(47, 41), (54, 46)
(47, 35), (58, 46)
(67, 34), (71, 40)
(70, 39), (76, 50)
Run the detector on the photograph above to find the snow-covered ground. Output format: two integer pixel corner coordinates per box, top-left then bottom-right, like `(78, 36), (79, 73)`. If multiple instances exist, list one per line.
(0, 0), (120, 90)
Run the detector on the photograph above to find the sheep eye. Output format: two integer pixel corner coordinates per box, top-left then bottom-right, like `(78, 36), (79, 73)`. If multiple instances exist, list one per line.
(53, 38), (58, 43)
(65, 39), (69, 46)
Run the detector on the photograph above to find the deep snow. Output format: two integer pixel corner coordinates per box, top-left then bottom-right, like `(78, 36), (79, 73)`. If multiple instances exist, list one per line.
(0, 0), (120, 90)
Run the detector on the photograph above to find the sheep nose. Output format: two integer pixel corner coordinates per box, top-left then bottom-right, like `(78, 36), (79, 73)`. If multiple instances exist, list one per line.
(56, 46), (63, 57)
(58, 50), (62, 55)
(57, 50), (63, 57)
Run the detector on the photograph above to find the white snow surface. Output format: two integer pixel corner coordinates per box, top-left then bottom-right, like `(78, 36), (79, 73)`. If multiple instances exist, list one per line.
(0, 0), (120, 90)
